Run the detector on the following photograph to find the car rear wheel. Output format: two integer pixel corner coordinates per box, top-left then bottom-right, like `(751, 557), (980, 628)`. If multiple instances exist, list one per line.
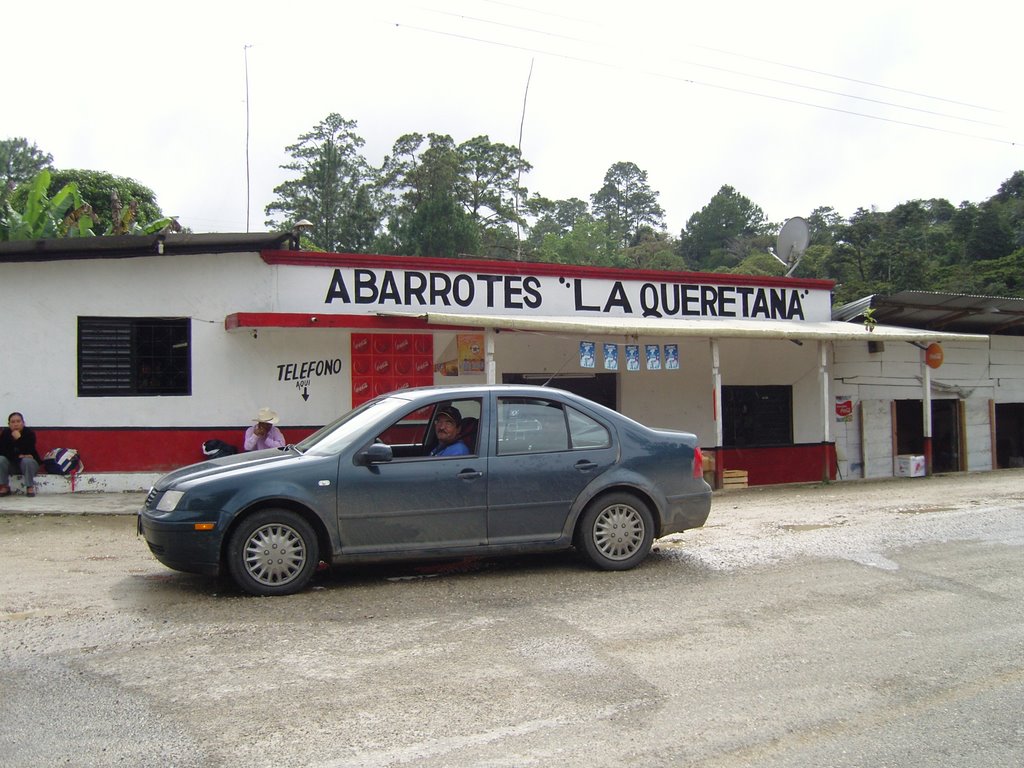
(577, 493), (654, 571)
(226, 509), (319, 596)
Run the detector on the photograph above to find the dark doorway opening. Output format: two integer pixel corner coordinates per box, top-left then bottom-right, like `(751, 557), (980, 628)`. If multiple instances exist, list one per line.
(502, 373), (617, 410)
(995, 403), (1024, 468)
(895, 399), (961, 472)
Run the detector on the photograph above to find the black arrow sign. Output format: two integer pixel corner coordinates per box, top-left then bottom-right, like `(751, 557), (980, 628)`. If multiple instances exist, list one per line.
(301, 386), (309, 402)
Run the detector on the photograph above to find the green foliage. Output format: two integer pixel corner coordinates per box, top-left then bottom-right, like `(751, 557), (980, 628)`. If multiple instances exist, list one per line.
(266, 114), (379, 253)
(45, 169), (168, 235)
(0, 170), (95, 241)
(531, 218), (611, 266)
(1, 138), (53, 208)
(1, 169), (172, 241)
(590, 161), (665, 250)
(621, 228), (680, 270)
(456, 135), (530, 233)
(7, 130), (1022, 312)
(260, 115), (1019, 308)
(675, 185), (770, 270)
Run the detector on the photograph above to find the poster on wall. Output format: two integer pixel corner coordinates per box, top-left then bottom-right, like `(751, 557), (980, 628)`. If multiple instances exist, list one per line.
(664, 344), (679, 370)
(645, 344), (661, 370)
(625, 345), (641, 371)
(603, 343), (618, 370)
(579, 341), (596, 368)
(457, 333), (485, 374)
(835, 395), (854, 422)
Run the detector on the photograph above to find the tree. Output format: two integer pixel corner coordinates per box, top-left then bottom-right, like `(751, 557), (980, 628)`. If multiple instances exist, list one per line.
(0, 170), (94, 241)
(995, 171), (1024, 203)
(590, 162), (665, 251)
(377, 133), (483, 258)
(621, 228), (683, 270)
(806, 206), (843, 246)
(522, 195), (595, 260)
(265, 114), (379, 253)
(0, 138), (53, 208)
(46, 169), (168, 234)
(455, 136), (530, 233)
(676, 185), (769, 270)
(966, 202), (1013, 261)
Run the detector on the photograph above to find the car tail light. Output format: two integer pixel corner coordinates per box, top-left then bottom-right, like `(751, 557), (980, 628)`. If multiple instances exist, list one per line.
(693, 446), (704, 479)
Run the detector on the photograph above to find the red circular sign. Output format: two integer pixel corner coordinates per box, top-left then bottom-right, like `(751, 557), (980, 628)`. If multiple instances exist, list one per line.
(925, 343), (944, 369)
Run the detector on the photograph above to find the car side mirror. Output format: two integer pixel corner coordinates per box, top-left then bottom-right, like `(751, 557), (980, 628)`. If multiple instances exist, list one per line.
(356, 442), (393, 466)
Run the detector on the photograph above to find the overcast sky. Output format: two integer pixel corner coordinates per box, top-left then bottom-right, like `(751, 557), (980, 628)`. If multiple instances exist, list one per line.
(8, 0), (1022, 238)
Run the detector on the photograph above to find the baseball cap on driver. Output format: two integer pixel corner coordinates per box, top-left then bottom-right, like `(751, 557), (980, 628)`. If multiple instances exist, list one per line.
(436, 404), (462, 426)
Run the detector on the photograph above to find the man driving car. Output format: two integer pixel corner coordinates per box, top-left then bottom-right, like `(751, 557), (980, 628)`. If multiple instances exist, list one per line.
(430, 405), (470, 457)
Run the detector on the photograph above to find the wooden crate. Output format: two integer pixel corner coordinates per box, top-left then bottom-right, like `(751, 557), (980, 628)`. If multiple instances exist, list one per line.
(722, 469), (748, 490)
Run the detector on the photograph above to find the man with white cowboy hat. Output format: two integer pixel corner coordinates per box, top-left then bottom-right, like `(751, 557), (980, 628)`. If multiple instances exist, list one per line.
(243, 407), (287, 451)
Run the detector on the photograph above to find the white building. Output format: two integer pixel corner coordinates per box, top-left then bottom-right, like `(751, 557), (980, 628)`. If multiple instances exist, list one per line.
(2, 234), (1018, 492)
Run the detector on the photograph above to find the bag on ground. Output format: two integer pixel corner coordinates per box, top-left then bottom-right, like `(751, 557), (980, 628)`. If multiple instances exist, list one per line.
(202, 439), (238, 459)
(43, 448), (83, 475)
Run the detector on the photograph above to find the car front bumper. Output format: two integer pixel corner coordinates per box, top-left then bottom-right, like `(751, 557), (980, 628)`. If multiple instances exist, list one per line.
(138, 511), (225, 576)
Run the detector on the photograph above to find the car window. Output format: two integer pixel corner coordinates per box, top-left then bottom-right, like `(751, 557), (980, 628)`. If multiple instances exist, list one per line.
(567, 406), (611, 449)
(377, 405), (433, 446)
(497, 398), (569, 455)
(378, 398), (483, 458)
(299, 397), (410, 456)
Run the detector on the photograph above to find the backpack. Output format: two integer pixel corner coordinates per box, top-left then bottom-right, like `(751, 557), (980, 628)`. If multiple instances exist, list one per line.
(202, 439), (238, 459)
(43, 447), (83, 475)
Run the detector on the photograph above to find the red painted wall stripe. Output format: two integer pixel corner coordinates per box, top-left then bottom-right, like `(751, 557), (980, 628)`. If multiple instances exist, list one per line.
(33, 426), (836, 485)
(33, 427), (318, 473)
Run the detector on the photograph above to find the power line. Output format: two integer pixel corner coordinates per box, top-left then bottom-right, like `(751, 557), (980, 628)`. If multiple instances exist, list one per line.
(469, 0), (1002, 114)
(394, 15), (1019, 147)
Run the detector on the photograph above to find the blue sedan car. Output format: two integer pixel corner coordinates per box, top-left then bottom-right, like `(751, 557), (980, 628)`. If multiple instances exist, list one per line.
(139, 385), (712, 595)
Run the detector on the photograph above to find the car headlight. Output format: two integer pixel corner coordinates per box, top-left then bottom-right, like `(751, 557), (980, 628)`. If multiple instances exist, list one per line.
(156, 490), (185, 512)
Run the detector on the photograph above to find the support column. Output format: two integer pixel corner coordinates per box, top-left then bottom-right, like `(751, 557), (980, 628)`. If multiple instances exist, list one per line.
(711, 339), (723, 489)
(922, 347), (933, 474)
(819, 340), (831, 481)
(485, 329), (496, 385)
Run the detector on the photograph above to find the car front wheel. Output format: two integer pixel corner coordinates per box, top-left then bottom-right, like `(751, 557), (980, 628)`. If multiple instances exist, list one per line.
(577, 493), (654, 571)
(226, 509), (319, 596)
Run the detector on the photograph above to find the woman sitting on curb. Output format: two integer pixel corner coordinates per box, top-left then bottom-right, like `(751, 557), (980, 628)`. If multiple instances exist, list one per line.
(0, 412), (42, 497)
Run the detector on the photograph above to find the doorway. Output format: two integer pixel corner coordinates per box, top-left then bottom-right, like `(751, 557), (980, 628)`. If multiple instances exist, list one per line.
(894, 399), (962, 472)
(995, 403), (1024, 468)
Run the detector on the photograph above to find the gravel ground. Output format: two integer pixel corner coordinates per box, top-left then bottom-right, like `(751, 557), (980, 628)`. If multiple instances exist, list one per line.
(657, 469), (1024, 572)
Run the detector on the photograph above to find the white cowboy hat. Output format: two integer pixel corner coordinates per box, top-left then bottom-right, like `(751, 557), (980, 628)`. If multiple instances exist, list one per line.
(252, 407), (280, 424)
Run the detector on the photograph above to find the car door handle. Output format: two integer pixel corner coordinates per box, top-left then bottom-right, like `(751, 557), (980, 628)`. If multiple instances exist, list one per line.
(574, 460), (599, 472)
(458, 468), (484, 480)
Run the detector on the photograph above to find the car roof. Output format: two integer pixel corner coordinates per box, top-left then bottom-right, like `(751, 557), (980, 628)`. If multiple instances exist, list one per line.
(386, 383), (586, 401)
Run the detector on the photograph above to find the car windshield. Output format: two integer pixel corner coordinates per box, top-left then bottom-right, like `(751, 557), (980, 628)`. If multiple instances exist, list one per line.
(296, 396), (412, 456)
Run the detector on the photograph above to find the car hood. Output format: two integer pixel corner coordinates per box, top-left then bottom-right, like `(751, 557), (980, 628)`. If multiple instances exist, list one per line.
(155, 448), (303, 490)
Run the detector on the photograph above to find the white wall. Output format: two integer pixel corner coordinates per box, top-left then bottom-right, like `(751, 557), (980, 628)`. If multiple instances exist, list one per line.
(992, 336), (1024, 401)
(1, 252), (355, 428)
(831, 336), (1000, 477)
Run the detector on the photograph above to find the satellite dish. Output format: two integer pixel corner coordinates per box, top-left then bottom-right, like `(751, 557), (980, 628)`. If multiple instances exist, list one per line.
(772, 217), (810, 276)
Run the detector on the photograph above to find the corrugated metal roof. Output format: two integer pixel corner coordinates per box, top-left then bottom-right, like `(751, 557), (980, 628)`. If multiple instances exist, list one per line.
(834, 290), (1024, 336)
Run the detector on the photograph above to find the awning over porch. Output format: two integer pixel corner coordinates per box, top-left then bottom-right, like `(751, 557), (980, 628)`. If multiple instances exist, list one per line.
(380, 312), (988, 344)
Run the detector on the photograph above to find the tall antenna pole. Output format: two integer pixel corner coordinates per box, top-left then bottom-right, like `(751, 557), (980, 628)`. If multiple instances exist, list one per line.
(244, 44), (253, 233)
(515, 58), (534, 261)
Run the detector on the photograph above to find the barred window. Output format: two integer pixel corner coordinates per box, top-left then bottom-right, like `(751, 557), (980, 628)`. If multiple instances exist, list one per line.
(722, 385), (792, 447)
(78, 317), (191, 396)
